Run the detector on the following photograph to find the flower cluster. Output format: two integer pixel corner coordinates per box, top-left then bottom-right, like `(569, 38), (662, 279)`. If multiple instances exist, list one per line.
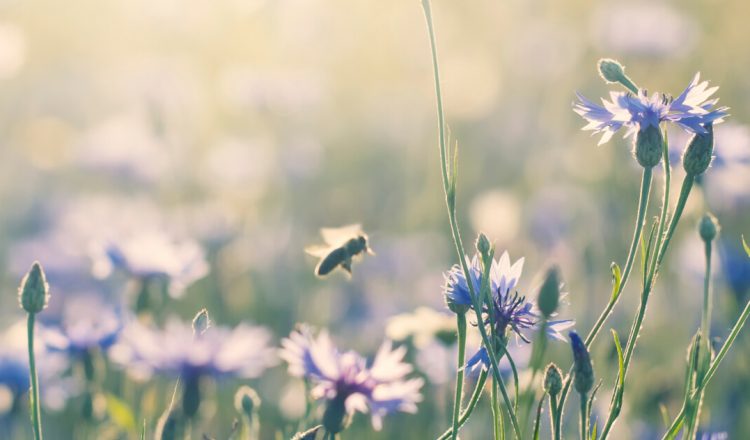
(280, 326), (423, 431)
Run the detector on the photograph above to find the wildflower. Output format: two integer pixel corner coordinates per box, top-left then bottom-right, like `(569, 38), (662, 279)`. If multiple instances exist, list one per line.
(39, 294), (123, 358)
(279, 326), (423, 432)
(443, 252), (574, 371)
(92, 231), (209, 297)
(109, 318), (276, 381)
(574, 73), (727, 146)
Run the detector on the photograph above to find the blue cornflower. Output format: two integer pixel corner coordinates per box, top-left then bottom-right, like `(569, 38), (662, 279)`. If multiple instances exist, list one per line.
(109, 318), (277, 381)
(280, 326), (424, 431)
(443, 252), (574, 371)
(39, 294), (123, 358)
(718, 240), (750, 302)
(574, 73), (727, 145)
(92, 231), (209, 297)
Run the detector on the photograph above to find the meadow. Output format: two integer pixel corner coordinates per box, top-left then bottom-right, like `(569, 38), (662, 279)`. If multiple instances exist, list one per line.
(1, 0), (750, 439)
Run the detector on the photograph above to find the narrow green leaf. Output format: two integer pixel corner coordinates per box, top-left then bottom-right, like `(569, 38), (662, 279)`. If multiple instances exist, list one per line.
(743, 235), (750, 257)
(590, 422), (598, 440)
(532, 394), (545, 440)
(106, 393), (137, 434)
(659, 404), (670, 428)
(610, 262), (622, 302)
(496, 342), (520, 412)
(140, 419), (146, 440)
(611, 330), (624, 389)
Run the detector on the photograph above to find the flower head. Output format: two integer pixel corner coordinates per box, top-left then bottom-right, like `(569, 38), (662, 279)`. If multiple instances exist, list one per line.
(279, 326), (423, 431)
(109, 318), (276, 381)
(92, 231), (209, 297)
(39, 294), (123, 357)
(574, 73), (727, 145)
(444, 251), (574, 371)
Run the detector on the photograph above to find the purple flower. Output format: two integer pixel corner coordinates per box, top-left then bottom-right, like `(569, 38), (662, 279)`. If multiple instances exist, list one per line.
(444, 252), (574, 371)
(574, 73), (727, 145)
(279, 326), (423, 431)
(92, 231), (209, 297)
(39, 294), (123, 357)
(109, 318), (276, 381)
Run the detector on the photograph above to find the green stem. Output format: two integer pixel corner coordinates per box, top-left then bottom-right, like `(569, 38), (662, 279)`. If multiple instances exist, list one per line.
(550, 396), (561, 440)
(27, 313), (43, 440)
(437, 370), (489, 440)
(450, 313), (467, 440)
(556, 167), (653, 431)
(700, 239), (713, 353)
(492, 380), (501, 440)
(663, 296), (750, 439)
(601, 173), (696, 439)
(421, 0), (522, 437)
(579, 394), (588, 440)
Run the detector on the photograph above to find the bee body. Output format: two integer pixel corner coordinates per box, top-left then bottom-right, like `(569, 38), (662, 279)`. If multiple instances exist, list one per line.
(306, 225), (373, 278)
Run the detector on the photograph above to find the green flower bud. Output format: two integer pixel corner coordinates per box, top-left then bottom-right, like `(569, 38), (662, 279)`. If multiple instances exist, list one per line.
(699, 213), (720, 243)
(598, 59), (626, 84)
(18, 261), (50, 314)
(543, 363), (563, 397)
(537, 267), (561, 318)
(633, 125), (663, 168)
(476, 233), (492, 258)
(569, 332), (594, 395)
(234, 386), (261, 419)
(682, 124), (714, 176)
(446, 298), (470, 315)
(192, 308), (211, 336)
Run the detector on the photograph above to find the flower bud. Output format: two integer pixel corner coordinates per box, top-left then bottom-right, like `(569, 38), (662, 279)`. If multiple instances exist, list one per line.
(699, 213), (720, 243)
(633, 125), (663, 168)
(445, 297), (470, 315)
(543, 363), (563, 397)
(234, 386), (261, 419)
(683, 124), (714, 176)
(192, 308), (211, 336)
(598, 59), (626, 84)
(537, 267), (561, 318)
(569, 331), (594, 395)
(476, 233), (492, 258)
(18, 261), (50, 314)
(323, 395), (351, 434)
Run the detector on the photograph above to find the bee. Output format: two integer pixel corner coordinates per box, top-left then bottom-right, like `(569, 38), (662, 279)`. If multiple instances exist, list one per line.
(305, 224), (374, 277)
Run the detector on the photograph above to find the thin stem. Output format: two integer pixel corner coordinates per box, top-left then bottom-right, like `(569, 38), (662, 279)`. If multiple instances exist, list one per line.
(450, 313), (468, 440)
(550, 396), (561, 440)
(492, 379), (501, 440)
(556, 167), (653, 431)
(700, 240), (713, 353)
(421, 0), (522, 437)
(437, 370), (489, 440)
(579, 394), (588, 440)
(27, 313), (43, 440)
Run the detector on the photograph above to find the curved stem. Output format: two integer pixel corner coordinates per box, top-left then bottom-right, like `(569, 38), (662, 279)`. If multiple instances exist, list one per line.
(450, 313), (467, 440)
(556, 167), (653, 431)
(27, 313), (43, 440)
(437, 370), (489, 440)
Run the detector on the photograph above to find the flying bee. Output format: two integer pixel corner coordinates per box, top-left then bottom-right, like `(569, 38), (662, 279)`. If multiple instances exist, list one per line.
(305, 224), (374, 277)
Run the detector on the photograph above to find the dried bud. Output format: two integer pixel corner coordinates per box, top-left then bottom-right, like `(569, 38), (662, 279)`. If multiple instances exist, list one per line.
(699, 213), (720, 243)
(633, 125), (663, 168)
(192, 308), (211, 336)
(234, 386), (261, 419)
(18, 261), (50, 314)
(683, 124), (714, 176)
(476, 233), (492, 258)
(537, 267), (561, 318)
(569, 331), (594, 395)
(543, 363), (563, 397)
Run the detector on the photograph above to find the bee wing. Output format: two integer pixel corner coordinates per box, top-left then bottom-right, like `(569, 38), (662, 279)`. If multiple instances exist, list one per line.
(304, 245), (332, 258)
(320, 223), (364, 246)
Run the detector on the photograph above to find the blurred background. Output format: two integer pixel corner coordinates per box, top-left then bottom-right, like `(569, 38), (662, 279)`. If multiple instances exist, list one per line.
(0, 0), (749, 438)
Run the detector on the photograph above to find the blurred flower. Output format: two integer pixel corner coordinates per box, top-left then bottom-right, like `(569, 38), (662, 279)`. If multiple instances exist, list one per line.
(109, 318), (276, 381)
(718, 240), (750, 302)
(0, 23), (25, 79)
(444, 252), (574, 371)
(386, 307), (455, 348)
(592, 3), (698, 57)
(279, 326), (423, 431)
(469, 190), (521, 246)
(39, 294), (123, 358)
(92, 231), (209, 297)
(574, 74), (727, 145)
(0, 322), (76, 412)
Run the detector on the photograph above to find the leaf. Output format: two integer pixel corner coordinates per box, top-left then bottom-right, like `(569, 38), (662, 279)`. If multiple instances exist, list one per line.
(611, 330), (625, 390)
(659, 404), (670, 429)
(140, 419), (146, 440)
(106, 393), (137, 434)
(610, 262), (622, 302)
(743, 235), (750, 258)
(532, 394), (545, 440)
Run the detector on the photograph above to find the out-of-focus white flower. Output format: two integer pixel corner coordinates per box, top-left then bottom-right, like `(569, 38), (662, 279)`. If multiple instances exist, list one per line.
(386, 307), (455, 348)
(92, 231), (209, 297)
(470, 190), (521, 246)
